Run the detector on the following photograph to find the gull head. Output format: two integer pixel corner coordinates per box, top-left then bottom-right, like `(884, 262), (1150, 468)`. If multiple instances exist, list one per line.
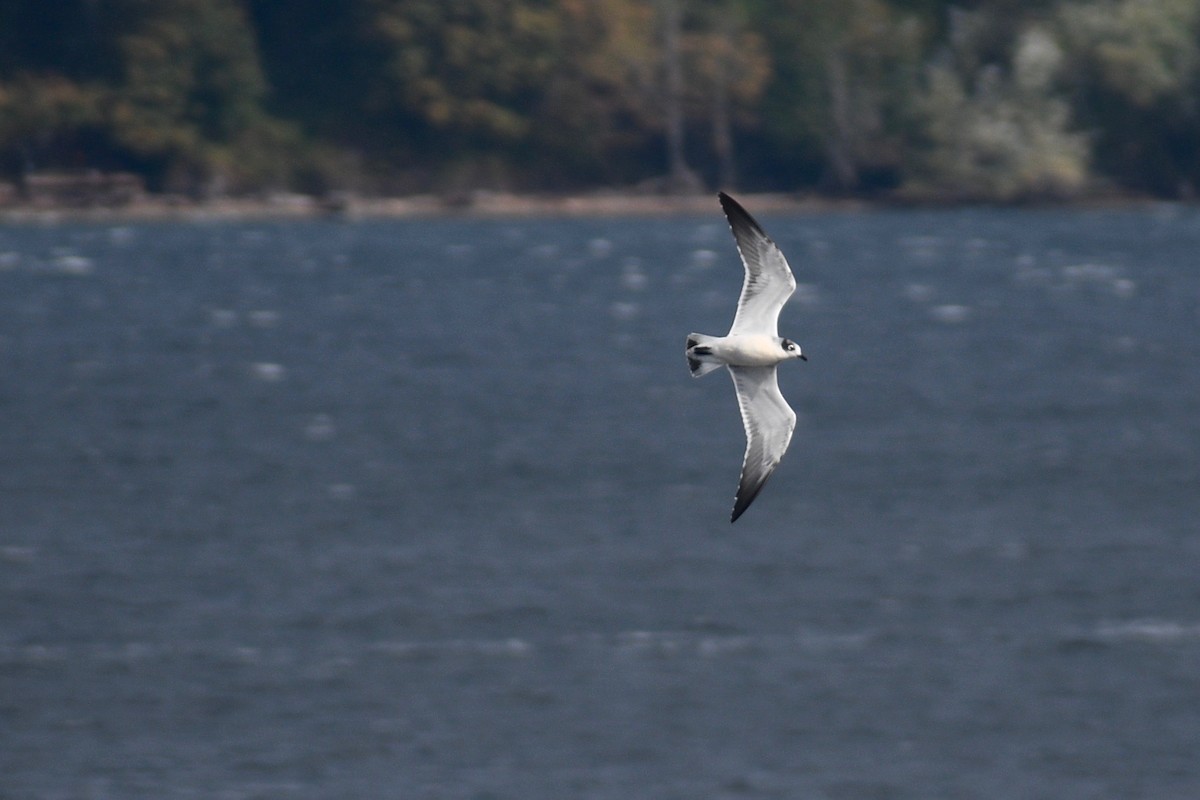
(780, 338), (808, 362)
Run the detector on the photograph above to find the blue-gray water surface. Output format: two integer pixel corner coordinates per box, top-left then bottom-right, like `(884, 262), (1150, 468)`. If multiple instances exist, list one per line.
(2, 206), (1199, 799)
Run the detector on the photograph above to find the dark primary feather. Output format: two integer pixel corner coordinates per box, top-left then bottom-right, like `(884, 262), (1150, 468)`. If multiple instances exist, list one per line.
(718, 192), (766, 241)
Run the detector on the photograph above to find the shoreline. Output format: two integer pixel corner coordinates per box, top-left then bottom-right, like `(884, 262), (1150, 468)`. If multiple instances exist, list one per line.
(0, 188), (1166, 224)
(0, 190), (863, 224)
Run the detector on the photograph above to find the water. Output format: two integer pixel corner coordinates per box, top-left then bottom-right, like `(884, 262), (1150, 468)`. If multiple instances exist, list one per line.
(1, 206), (1198, 798)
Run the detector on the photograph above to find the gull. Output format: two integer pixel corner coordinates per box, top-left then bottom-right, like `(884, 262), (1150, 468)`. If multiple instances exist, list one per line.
(686, 193), (806, 522)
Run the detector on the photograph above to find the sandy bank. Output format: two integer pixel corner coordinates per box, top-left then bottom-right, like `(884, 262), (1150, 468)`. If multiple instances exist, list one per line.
(0, 190), (867, 224)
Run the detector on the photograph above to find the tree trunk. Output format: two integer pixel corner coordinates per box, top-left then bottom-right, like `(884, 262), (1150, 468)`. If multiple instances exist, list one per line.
(662, 0), (700, 194)
(712, 13), (736, 189)
(825, 46), (858, 191)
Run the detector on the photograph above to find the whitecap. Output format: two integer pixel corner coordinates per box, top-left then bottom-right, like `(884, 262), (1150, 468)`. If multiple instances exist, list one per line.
(249, 362), (286, 382)
(52, 254), (94, 275)
(108, 226), (135, 245)
(486, 638), (532, 657)
(792, 283), (820, 306)
(1057, 263), (1137, 297)
(248, 309), (280, 328)
(930, 304), (971, 323)
(698, 635), (755, 657)
(997, 539), (1029, 561)
(210, 308), (238, 328)
(1095, 619), (1200, 643)
(598, 629), (872, 659)
(903, 283), (935, 303)
(616, 630), (681, 656)
(1112, 336), (1138, 354)
(1111, 278), (1136, 297)
(587, 237), (613, 258)
(0, 545), (35, 563)
(372, 637), (531, 659)
(304, 413), (336, 441)
(620, 260), (647, 291)
(610, 301), (638, 320)
(690, 249), (718, 269)
(528, 243), (559, 259)
(1062, 263), (1118, 282)
(328, 483), (356, 500)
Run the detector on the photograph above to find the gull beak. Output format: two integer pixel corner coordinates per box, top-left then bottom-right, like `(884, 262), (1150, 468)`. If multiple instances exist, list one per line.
(799, 354), (808, 361)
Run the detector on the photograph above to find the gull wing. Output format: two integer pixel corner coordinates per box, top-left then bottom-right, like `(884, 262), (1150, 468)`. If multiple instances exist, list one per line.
(719, 192), (797, 337)
(728, 366), (796, 522)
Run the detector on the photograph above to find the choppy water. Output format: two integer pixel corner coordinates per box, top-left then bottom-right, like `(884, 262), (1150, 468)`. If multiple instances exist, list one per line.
(2, 206), (1199, 799)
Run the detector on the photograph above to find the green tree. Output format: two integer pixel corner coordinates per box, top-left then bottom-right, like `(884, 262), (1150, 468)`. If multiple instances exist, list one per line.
(359, 0), (561, 189)
(245, 0), (380, 141)
(0, 0), (113, 179)
(533, 0), (663, 186)
(533, 0), (769, 191)
(106, 0), (279, 192)
(679, 1), (771, 190)
(748, 0), (926, 192)
(10, 0), (1200, 201)
(906, 20), (1089, 201)
(0, 75), (106, 177)
(1056, 0), (1200, 196)
(0, 0), (299, 194)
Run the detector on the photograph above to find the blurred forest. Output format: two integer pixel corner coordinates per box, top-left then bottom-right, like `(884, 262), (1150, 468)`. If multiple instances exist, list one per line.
(3, 0), (1200, 203)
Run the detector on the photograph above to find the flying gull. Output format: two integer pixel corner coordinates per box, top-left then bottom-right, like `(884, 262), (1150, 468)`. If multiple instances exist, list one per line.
(686, 193), (806, 522)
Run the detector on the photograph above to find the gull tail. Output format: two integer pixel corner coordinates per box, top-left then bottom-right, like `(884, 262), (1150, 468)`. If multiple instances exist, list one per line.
(686, 333), (722, 377)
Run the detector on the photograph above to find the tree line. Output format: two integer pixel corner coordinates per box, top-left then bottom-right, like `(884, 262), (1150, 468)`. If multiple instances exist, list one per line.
(2, 0), (1200, 202)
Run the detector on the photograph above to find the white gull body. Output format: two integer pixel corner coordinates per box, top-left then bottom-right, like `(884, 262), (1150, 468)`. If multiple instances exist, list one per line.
(685, 193), (806, 522)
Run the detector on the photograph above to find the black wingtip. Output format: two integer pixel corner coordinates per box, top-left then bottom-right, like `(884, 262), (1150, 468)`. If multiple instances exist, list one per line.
(717, 191), (741, 217)
(717, 192), (767, 239)
(730, 462), (779, 522)
(729, 483), (762, 523)
(730, 498), (755, 523)
(730, 498), (752, 523)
